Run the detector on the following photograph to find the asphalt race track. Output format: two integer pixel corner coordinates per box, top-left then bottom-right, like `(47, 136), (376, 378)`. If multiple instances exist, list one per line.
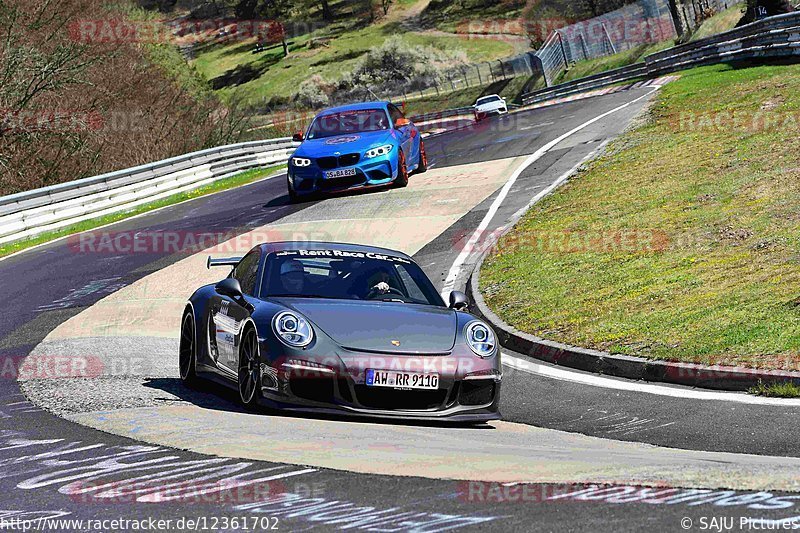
(3, 86), (800, 532)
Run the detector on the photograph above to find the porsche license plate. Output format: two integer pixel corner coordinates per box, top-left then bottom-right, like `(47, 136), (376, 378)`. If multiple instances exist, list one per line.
(365, 369), (439, 390)
(325, 168), (357, 179)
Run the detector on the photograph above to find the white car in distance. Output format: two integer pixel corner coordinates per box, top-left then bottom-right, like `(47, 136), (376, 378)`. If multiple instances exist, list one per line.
(474, 94), (508, 121)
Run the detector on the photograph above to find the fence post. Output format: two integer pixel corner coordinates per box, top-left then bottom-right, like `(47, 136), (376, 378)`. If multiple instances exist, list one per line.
(578, 33), (589, 61)
(497, 59), (506, 79)
(556, 31), (569, 69)
(601, 23), (617, 54)
(475, 64), (483, 85)
(434, 80), (440, 96)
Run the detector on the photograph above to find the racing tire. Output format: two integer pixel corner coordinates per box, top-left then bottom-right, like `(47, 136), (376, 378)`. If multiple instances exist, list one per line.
(395, 149), (409, 188)
(416, 140), (428, 174)
(238, 326), (261, 408)
(179, 311), (199, 386)
(288, 177), (300, 204)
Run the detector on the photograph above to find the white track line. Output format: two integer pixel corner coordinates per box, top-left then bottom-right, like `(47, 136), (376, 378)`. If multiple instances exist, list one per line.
(440, 87), (659, 298)
(503, 352), (800, 406)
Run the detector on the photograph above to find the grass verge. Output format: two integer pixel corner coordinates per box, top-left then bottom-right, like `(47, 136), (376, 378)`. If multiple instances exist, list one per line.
(480, 61), (800, 371)
(0, 165), (286, 259)
(749, 380), (800, 398)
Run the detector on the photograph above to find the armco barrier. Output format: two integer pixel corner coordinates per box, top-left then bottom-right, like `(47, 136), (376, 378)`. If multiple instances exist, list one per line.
(522, 11), (800, 105)
(0, 138), (297, 246)
(409, 107), (474, 124)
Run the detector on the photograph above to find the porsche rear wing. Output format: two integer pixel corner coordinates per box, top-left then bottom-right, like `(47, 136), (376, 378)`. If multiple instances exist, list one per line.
(207, 256), (243, 269)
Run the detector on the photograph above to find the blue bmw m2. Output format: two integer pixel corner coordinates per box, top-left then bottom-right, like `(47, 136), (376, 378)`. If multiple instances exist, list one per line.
(287, 102), (428, 202)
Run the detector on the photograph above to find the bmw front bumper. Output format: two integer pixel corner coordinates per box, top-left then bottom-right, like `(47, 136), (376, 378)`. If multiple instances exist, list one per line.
(289, 152), (400, 197)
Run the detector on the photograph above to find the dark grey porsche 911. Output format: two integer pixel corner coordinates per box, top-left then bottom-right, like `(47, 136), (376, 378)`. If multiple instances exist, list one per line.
(179, 242), (501, 422)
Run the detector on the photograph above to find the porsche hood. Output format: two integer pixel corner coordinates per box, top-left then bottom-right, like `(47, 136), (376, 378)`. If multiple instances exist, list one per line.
(274, 298), (457, 354)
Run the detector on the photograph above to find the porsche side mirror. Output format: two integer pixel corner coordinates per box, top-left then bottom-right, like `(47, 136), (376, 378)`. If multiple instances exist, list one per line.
(292, 131), (304, 142)
(216, 278), (244, 300)
(449, 290), (469, 311)
(394, 117), (410, 129)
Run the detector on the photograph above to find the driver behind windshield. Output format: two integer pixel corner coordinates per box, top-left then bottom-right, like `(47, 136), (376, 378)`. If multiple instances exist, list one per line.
(365, 266), (398, 298)
(279, 259), (305, 294)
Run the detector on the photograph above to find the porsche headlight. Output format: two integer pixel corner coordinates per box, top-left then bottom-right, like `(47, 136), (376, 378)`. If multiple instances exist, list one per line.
(292, 157), (312, 167)
(365, 144), (393, 159)
(465, 321), (496, 358)
(273, 311), (314, 348)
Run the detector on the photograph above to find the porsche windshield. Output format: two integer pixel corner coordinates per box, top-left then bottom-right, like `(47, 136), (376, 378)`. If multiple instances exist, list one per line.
(262, 250), (443, 306)
(476, 96), (501, 105)
(306, 109), (389, 139)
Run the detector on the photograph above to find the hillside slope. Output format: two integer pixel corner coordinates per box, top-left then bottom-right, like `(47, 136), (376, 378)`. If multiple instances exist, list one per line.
(0, 0), (237, 195)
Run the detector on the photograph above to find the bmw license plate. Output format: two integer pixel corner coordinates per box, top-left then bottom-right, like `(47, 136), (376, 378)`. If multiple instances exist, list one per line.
(365, 369), (439, 390)
(324, 168), (357, 179)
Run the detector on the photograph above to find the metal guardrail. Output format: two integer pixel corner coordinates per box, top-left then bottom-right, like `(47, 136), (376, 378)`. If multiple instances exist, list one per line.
(409, 107), (475, 124)
(0, 138), (297, 246)
(521, 11), (800, 105)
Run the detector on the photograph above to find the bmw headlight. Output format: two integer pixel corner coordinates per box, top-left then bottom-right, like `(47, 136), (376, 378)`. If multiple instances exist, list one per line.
(365, 144), (393, 159)
(465, 321), (496, 358)
(273, 311), (314, 348)
(292, 157), (311, 167)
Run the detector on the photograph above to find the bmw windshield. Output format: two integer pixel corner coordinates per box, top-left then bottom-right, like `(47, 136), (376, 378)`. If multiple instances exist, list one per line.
(306, 109), (390, 139)
(262, 250), (444, 306)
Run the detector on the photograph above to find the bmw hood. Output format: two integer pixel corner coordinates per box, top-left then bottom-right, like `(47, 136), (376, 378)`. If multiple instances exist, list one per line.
(274, 298), (457, 354)
(294, 130), (395, 158)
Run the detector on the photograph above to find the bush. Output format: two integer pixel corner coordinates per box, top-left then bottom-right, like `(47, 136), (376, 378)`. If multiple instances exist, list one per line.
(349, 35), (465, 88)
(293, 75), (330, 109)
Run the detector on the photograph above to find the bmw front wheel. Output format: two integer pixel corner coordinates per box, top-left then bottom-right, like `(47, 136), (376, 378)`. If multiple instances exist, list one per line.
(395, 149), (409, 187)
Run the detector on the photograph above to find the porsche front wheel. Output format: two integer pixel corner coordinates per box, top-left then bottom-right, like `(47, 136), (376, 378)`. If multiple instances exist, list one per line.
(179, 311), (198, 386)
(238, 327), (261, 408)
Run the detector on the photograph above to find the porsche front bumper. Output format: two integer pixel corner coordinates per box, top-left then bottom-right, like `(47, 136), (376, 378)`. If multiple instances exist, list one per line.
(258, 351), (501, 422)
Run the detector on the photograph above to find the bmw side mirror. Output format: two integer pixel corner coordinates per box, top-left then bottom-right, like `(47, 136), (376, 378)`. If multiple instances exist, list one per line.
(394, 118), (410, 129)
(292, 131), (304, 142)
(449, 290), (469, 311)
(216, 278), (244, 300)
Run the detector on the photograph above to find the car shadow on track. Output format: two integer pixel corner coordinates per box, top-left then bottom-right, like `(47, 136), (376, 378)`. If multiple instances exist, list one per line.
(144, 377), (495, 430)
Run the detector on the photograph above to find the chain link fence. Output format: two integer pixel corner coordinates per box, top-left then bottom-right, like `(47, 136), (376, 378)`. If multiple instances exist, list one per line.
(536, 0), (679, 86)
(348, 51), (542, 108)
